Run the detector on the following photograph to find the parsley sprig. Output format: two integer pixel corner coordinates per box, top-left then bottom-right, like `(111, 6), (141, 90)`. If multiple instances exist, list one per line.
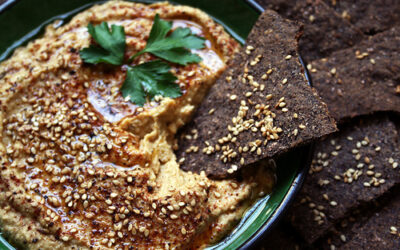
(79, 14), (205, 106)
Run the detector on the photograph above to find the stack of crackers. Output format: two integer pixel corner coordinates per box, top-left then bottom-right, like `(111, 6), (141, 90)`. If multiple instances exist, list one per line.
(257, 0), (400, 249)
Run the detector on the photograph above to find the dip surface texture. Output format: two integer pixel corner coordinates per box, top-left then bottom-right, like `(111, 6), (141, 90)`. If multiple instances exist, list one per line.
(0, 1), (275, 249)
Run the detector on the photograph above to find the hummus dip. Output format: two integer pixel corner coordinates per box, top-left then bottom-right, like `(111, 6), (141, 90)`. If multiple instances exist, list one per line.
(0, 1), (275, 249)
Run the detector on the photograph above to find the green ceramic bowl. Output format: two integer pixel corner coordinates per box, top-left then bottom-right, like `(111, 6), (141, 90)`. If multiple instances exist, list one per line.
(0, 0), (312, 249)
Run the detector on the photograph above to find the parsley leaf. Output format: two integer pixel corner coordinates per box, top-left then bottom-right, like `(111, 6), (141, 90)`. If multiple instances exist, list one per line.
(80, 22), (125, 65)
(121, 60), (182, 106)
(79, 15), (203, 106)
(130, 14), (205, 65)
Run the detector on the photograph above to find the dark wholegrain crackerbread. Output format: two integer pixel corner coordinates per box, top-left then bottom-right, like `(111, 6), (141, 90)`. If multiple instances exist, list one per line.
(309, 27), (400, 121)
(312, 186), (400, 250)
(288, 116), (400, 244)
(340, 193), (400, 249)
(260, 222), (306, 250)
(258, 0), (365, 62)
(323, 0), (400, 35)
(318, 186), (400, 250)
(175, 9), (336, 178)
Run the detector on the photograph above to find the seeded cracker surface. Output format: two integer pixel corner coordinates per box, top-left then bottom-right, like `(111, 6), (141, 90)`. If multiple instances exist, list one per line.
(259, 0), (365, 62)
(250, 0), (400, 249)
(288, 116), (400, 243)
(339, 190), (400, 249)
(309, 27), (400, 121)
(0, 1), (278, 249)
(323, 0), (400, 35)
(176, 9), (337, 178)
(313, 188), (400, 250)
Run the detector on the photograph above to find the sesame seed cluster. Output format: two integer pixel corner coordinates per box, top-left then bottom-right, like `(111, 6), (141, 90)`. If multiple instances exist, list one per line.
(177, 10), (336, 178)
(261, 0), (367, 63)
(288, 116), (400, 243)
(0, 1), (275, 249)
(309, 26), (400, 121)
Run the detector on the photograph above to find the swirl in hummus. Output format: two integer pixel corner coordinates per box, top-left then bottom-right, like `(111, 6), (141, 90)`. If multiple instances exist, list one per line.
(0, 1), (275, 249)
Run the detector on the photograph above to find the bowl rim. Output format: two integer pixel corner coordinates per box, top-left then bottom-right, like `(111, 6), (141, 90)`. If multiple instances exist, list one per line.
(239, 147), (313, 249)
(0, 0), (17, 14)
(239, 2), (313, 248)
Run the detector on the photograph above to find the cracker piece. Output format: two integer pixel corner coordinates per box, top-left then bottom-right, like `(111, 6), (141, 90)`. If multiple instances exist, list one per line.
(176, 9), (336, 178)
